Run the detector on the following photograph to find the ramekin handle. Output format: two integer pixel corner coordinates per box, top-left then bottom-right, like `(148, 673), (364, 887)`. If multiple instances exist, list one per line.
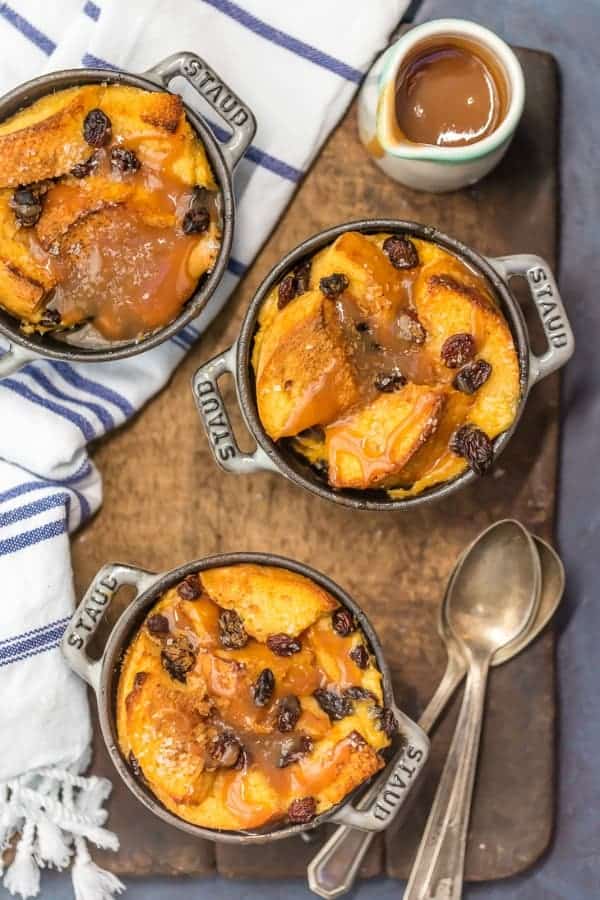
(488, 253), (575, 385)
(192, 345), (278, 475)
(0, 342), (37, 378)
(143, 51), (257, 171)
(61, 563), (159, 693)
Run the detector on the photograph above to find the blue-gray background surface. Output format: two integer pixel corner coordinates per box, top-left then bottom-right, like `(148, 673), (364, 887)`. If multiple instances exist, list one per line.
(37, 1), (600, 898)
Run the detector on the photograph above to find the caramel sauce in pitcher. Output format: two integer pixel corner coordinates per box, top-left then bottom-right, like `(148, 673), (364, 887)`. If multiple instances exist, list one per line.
(394, 36), (508, 147)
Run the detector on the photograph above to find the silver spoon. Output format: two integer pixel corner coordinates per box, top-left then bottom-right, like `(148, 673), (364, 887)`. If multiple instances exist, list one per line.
(403, 520), (540, 900)
(308, 525), (562, 899)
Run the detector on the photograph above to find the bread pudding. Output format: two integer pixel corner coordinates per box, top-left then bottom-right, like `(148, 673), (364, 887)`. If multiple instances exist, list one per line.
(0, 84), (220, 342)
(251, 231), (520, 497)
(116, 564), (394, 831)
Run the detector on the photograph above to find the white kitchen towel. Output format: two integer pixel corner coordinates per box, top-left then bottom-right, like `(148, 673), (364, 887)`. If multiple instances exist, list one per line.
(0, 0), (408, 896)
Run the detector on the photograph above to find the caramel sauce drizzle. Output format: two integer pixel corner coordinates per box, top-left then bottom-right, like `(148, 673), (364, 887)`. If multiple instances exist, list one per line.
(21, 131), (219, 341)
(120, 587), (386, 830)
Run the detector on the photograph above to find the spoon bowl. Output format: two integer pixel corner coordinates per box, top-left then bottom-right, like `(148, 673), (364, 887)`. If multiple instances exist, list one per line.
(445, 519), (541, 656)
(440, 533), (564, 665)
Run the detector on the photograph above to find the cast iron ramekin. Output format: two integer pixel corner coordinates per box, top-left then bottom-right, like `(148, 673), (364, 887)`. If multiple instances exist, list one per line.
(0, 51), (256, 377)
(192, 220), (574, 510)
(61, 552), (429, 843)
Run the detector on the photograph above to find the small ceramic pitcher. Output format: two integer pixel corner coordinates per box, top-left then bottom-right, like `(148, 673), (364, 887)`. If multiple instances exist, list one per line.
(358, 18), (525, 193)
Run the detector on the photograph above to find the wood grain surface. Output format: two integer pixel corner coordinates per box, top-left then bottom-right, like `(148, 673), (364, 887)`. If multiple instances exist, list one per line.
(72, 47), (559, 883)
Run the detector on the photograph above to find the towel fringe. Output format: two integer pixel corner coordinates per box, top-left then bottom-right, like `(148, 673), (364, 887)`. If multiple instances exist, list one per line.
(0, 762), (120, 899)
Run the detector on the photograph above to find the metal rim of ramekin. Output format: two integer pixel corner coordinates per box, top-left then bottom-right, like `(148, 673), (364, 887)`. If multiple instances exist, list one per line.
(0, 63), (236, 363)
(96, 551), (402, 844)
(233, 219), (531, 511)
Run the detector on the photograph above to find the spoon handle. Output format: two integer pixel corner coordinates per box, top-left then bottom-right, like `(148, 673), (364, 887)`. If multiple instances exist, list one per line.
(307, 653), (466, 899)
(404, 655), (491, 900)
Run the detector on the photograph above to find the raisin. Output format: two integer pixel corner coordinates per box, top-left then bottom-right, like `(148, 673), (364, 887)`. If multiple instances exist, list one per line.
(278, 734), (313, 768)
(182, 187), (211, 234)
(128, 751), (144, 780)
(344, 686), (376, 701)
(331, 608), (357, 637)
(277, 694), (302, 733)
(294, 259), (311, 294)
(177, 574), (203, 600)
(374, 370), (407, 393)
(110, 146), (140, 174)
(146, 613), (169, 635)
(320, 273), (349, 297)
(313, 688), (353, 721)
(277, 274), (298, 309)
(383, 236), (419, 269)
(288, 796), (317, 824)
(397, 312), (426, 344)
(252, 668), (275, 706)
(39, 308), (62, 328)
(218, 609), (248, 649)
(450, 424), (494, 476)
(453, 359), (492, 394)
(83, 108), (112, 147)
(374, 706), (398, 737)
(349, 644), (370, 669)
(70, 152), (100, 178)
(161, 635), (196, 683)
(209, 732), (242, 768)
(441, 333), (476, 368)
(133, 671), (148, 690)
(10, 187), (42, 227)
(267, 633), (301, 656)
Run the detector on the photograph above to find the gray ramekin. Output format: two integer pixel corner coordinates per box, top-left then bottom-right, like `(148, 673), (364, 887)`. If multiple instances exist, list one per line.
(62, 551), (429, 843)
(192, 219), (574, 511)
(0, 51), (256, 376)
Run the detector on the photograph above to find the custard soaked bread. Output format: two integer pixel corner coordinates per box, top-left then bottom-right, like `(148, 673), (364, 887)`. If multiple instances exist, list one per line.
(117, 564), (395, 831)
(252, 231), (520, 498)
(0, 84), (220, 341)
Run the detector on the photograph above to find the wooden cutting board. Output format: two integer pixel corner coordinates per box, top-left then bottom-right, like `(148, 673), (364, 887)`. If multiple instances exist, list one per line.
(72, 46), (560, 883)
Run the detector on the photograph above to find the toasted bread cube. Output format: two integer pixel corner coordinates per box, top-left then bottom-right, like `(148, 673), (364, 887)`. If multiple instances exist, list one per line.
(326, 384), (445, 489)
(0, 86), (103, 188)
(256, 290), (360, 439)
(121, 670), (214, 806)
(201, 563), (337, 641)
(307, 729), (385, 813)
(415, 259), (520, 435)
(35, 178), (133, 249)
(0, 259), (45, 319)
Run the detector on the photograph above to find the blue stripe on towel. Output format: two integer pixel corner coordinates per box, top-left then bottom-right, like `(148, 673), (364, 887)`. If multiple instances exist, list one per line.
(48, 361), (135, 419)
(0, 378), (96, 441)
(23, 365), (114, 432)
(81, 51), (118, 70)
(227, 256), (247, 277)
(0, 492), (67, 528)
(0, 634), (64, 668)
(0, 518), (66, 557)
(200, 0), (363, 83)
(0, 487), (90, 526)
(0, 3), (56, 55)
(0, 620), (68, 663)
(0, 616), (70, 648)
(208, 120), (302, 183)
(83, 1), (101, 21)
